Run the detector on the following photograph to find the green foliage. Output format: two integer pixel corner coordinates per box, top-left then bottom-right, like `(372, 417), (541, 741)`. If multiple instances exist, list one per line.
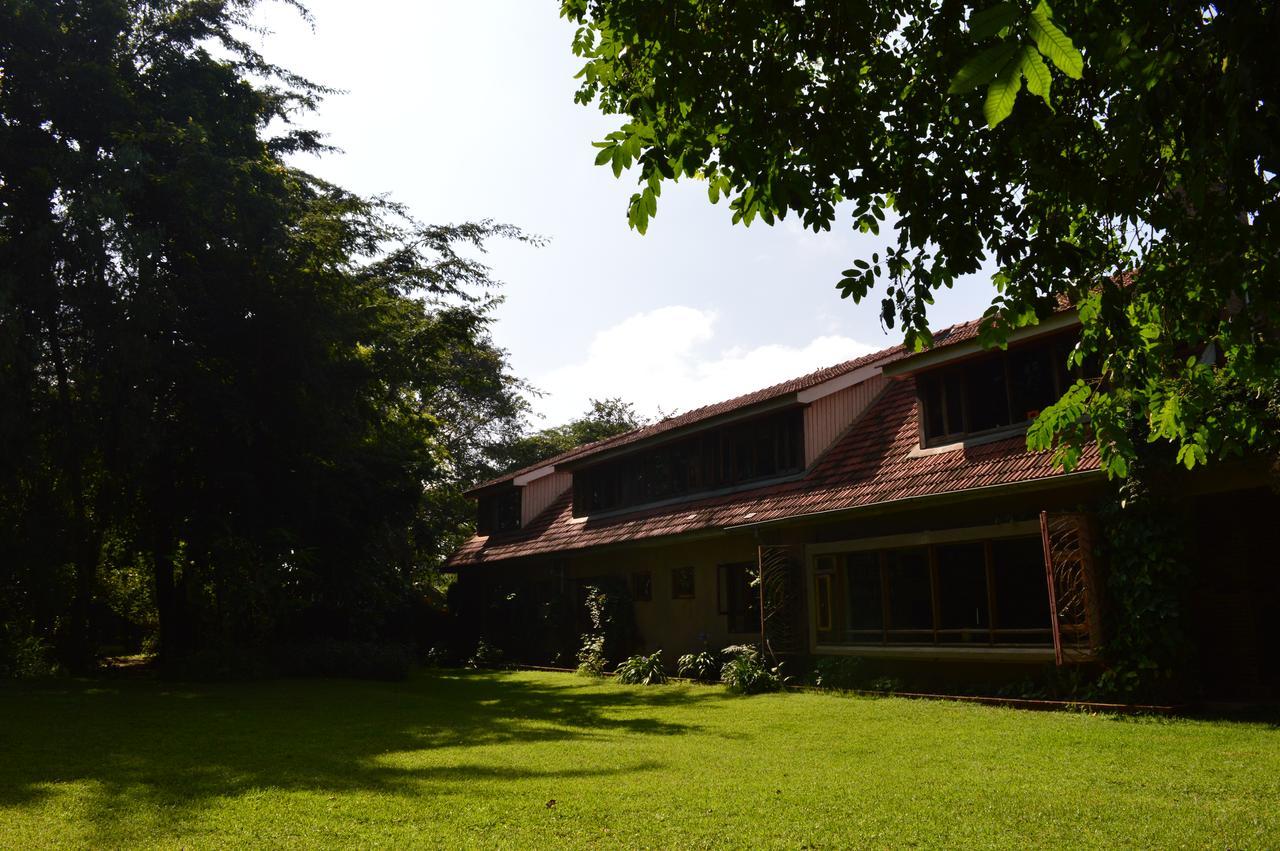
(575, 634), (606, 678)
(719, 644), (786, 695)
(468, 639), (505, 670)
(675, 649), (721, 682)
(562, 0), (1280, 478)
(492, 398), (647, 475)
(0, 0), (533, 670)
(614, 650), (668, 685)
(811, 655), (867, 691)
(1095, 473), (1194, 701)
(580, 580), (637, 664)
(0, 627), (63, 679)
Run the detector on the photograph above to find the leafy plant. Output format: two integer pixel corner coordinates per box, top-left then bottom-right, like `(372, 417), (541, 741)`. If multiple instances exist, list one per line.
(0, 629), (62, 679)
(467, 639), (504, 670)
(614, 651), (668, 685)
(811, 656), (866, 691)
(676, 650), (721, 682)
(720, 644), (787, 695)
(576, 634), (606, 678)
(563, 0), (1280, 479)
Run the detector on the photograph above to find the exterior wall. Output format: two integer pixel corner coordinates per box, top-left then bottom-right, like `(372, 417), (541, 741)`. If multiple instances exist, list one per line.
(563, 534), (761, 659)
(521, 471), (572, 527)
(803, 374), (888, 466)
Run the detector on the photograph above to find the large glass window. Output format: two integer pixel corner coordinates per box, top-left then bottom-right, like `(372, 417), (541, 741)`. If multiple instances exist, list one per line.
(573, 408), (804, 515)
(885, 548), (932, 642)
(918, 331), (1091, 446)
(816, 534), (1053, 648)
(476, 488), (521, 535)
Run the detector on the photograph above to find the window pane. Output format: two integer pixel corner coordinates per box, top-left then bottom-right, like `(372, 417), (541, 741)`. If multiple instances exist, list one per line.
(1008, 343), (1058, 423)
(672, 566), (695, 599)
(844, 551), (883, 631)
(920, 374), (946, 439)
(632, 572), (652, 602)
(936, 542), (989, 641)
(964, 356), (1011, 432)
(991, 537), (1052, 637)
(885, 547), (932, 638)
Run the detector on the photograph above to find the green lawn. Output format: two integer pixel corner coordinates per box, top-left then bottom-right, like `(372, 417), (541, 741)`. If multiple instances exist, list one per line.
(2, 670), (1277, 848)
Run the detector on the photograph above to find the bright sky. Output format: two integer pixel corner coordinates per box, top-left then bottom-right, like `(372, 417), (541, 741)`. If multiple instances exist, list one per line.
(250, 1), (998, 426)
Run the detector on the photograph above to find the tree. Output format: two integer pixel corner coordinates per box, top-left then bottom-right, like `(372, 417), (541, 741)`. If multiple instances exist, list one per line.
(0, 0), (531, 670)
(492, 398), (647, 474)
(560, 1), (1280, 477)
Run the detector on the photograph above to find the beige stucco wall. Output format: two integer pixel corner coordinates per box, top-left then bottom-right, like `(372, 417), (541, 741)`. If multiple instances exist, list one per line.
(562, 534), (761, 658)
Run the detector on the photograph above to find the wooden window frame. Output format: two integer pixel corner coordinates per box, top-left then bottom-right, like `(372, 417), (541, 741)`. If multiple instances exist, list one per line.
(917, 332), (1080, 449)
(671, 565), (695, 600)
(812, 527), (1059, 650)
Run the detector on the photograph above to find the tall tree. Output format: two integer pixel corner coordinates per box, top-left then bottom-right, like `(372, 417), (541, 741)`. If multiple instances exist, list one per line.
(0, 0), (531, 669)
(561, 1), (1280, 476)
(492, 397), (648, 474)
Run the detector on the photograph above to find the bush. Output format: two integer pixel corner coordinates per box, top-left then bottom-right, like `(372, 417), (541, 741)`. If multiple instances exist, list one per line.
(615, 651), (668, 685)
(720, 644), (787, 695)
(676, 649), (721, 682)
(812, 655), (866, 690)
(576, 634), (606, 677)
(467, 638), (504, 670)
(0, 629), (62, 679)
(273, 640), (411, 682)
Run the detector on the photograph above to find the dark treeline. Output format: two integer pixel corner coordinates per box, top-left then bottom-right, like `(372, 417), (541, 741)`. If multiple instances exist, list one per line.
(0, 0), (535, 674)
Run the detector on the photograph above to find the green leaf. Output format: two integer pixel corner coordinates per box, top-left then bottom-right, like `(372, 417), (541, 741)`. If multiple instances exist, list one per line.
(969, 3), (1019, 40)
(594, 145), (614, 167)
(1029, 2), (1084, 79)
(1020, 46), (1052, 106)
(983, 56), (1023, 128)
(949, 41), (1019, 94)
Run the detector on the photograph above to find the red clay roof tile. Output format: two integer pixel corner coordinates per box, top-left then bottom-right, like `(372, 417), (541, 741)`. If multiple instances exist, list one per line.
(446, 378), (1100, 568)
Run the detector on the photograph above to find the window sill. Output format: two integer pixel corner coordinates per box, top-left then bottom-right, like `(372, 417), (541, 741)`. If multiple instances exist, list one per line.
(814, 644), (1056, 663)
(911, 424), (1030, 457)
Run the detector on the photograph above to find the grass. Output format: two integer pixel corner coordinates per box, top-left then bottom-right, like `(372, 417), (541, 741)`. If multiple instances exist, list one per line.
(2, 669), (1277, 849)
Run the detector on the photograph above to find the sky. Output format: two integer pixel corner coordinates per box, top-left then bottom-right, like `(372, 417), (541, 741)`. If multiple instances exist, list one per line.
(249, 1), (998, 426)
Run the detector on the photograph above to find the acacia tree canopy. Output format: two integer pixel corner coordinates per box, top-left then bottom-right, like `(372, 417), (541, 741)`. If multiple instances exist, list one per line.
(561, 0), (1280, 477)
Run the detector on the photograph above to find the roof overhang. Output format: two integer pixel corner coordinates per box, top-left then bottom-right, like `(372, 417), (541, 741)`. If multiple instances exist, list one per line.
(795, 363), (883, 403)
(560, 395), (802, 471)
(512, 465), (556, 486)
(883, 311), (1079, 379)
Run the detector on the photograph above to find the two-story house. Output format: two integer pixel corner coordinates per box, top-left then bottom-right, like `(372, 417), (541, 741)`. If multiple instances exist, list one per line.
(446, 312), (1279, 697)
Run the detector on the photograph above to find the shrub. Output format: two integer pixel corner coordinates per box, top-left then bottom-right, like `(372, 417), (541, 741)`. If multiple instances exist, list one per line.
(576, 634), (606, 677)
(812, 655), (866, 690)
(676, 649), (721, 682)
(615, 651), (668, 685)
(0, 629), (62, 679)
(467, 638), (504, 670)
(273, 640), (411, 682)
(720, 644), (787, 695)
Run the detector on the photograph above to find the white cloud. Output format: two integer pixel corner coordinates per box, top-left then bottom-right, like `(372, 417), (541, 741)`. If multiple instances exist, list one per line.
(529, 305), (877, 425)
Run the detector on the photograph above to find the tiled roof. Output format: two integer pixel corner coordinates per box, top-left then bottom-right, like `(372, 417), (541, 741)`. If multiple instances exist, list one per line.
(465, 312), (1047, 495)
(446, 378), (1101, 568)
(466, 342), (906, 493)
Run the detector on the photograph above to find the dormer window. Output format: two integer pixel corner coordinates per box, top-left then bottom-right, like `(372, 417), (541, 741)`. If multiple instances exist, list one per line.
(918, 333), (1083, 447)
(476, 488), (521, 535)
(572, 407), (804, 516)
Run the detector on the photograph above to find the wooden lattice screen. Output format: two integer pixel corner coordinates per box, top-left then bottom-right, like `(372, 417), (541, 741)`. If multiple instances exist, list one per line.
(757, 545), (805, 656)
(1039, 511), (1103, 665)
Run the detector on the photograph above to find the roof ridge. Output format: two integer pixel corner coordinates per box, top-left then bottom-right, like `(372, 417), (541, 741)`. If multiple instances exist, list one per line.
(467, 340), (905, 493)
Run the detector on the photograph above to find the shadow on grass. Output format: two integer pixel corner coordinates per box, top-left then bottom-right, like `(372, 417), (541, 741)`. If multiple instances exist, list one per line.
(0, 669), (726, 839)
